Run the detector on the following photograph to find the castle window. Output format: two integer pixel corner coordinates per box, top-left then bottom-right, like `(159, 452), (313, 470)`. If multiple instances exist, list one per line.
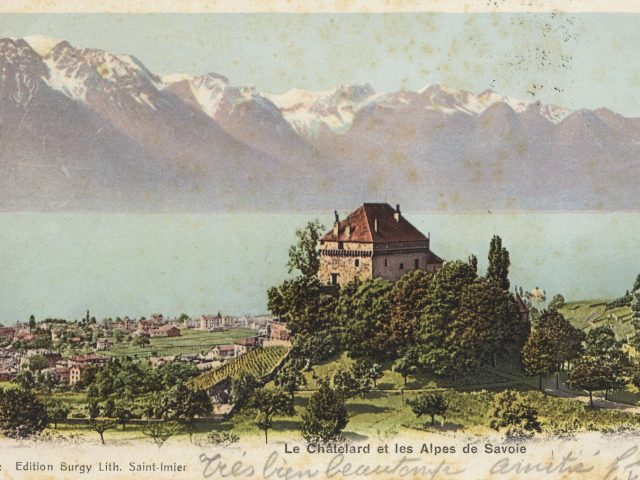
(331, 273), (340, 286)
(415, 258), (419, 269)
(338, 241), (344, 250)
(399, 262), (404, 270)
(355, 259), (360, 267)
(384, 258), (388, 267)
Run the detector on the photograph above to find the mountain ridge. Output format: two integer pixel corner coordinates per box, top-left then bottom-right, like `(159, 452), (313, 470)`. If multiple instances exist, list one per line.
(1, 36), (639, 212)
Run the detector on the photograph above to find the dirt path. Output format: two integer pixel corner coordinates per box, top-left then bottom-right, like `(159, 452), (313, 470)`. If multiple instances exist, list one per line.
(492, 367), (640, 414)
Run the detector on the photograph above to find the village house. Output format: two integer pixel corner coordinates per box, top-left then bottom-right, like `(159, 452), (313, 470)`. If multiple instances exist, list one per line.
(200, 313), (224, 330)
(69, 364), (91, 385)
(54, 366), (71, 383)
(96, 338), (114, 350)
(268, 320), (291, 341)
(69, 353), (110, 367)
(113, 316), (137, 333)
(0, 327), (15, 344)
(14, 330), (34, 342)
(319, 203), (444, 286)
(209, 345), (236, 360)
(233, 337), (261, 356)
(149, 325), (181, 337)
(19, 349), (61, 370)
(138, 318), (157, 333)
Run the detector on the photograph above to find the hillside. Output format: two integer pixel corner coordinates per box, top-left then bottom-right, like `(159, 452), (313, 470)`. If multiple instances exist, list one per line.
(559, 300), (634, 340)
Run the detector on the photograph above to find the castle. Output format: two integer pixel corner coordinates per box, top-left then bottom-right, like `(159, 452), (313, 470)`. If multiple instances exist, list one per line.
(319, 203), (443, 286)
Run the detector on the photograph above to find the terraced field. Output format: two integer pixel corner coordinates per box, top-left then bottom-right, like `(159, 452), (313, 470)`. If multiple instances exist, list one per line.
(189, 346), (290, 390)
(559, 300), (633, 340)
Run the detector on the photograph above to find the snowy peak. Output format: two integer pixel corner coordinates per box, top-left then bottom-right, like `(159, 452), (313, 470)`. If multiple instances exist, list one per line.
(169, 72), (281, 120)
(3, 36), (163, 106)
(266, 83), (376, 136)
(23, 35), (63, 57)
(412, 83), (571, 123)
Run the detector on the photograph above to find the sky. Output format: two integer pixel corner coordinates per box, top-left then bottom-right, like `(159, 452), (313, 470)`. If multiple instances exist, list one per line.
(1, 13), (640, 116)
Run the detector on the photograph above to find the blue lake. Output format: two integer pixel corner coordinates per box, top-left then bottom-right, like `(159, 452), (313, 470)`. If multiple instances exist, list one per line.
(0, 211), (637, 322)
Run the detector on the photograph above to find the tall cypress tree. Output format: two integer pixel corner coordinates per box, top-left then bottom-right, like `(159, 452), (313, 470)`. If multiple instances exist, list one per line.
(487, 235), (510, 290)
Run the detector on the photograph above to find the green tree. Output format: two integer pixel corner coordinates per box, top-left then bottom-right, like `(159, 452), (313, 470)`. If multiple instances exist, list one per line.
(89, 418), (117, 445)
(230, 373), (260, 409)
(268, 276), (338, 335)
(287, 220), (324, 278)
(0, 388), (49, 438)
(14, 369), (35, 390)
(567, 356), (612, 407)
(486, 235), (510, 290)
(88, 400), (101, 419)
(102, 398), (116, 418)
(46, 399), (70, 429)
(161, 385), (212, 442)
(369, 362), (383, 388)
(113, 329), (125, 343)
(408, 392), (448, 426)
(114, 400), (135, 430)
(274, 363), (307, 401)
(338, 278), (394, 361)
(418, 261), (477, 377)
(452, 277), (524, 370)
(522, 310), (584, 390)
(27, 354), (49, 373)
(468, 254), (478, 274)
(548, 294), (566, 311)
(522, 327), (555, 391)
(489, 390), (541, 437)
(142, 420), (182, 448)
(392, 349), (419, 387)
(387, 270), (432, 357)
(249, 388), (294, 443)
(301, 379), (349, 445)
(291, 329), (342, 365)
(332, 369), (360, 399)
(582, 326), (627, 400)
(132, 334), (150, 347)
(631, 290), (640, 348)
(351, 359), (375, 398)
(28, 315), (36, 330)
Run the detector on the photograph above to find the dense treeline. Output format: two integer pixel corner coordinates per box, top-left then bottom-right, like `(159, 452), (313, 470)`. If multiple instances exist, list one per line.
(268, 222), (530, 378)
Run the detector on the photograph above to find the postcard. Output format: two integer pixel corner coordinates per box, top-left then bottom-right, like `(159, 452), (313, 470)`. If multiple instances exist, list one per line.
(2, 0), (640, 478)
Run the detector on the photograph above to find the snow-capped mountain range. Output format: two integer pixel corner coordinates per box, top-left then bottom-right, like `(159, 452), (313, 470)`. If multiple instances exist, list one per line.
(2, 35), (640, 211)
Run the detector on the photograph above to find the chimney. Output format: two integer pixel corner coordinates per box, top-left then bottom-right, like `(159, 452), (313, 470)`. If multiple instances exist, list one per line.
(394, 204), (401, 223)
(345, 224), (351, 238)
(374, 217), (379, 233)
(333, 210), (339, 236)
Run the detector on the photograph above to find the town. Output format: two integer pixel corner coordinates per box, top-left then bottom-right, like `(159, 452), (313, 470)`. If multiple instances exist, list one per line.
(0, 312), (289, 386)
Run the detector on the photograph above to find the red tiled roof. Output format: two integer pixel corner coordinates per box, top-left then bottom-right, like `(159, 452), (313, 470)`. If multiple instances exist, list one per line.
(158, 325), (179, 332)
(321, 203), (428, 243)
(215, 345), (235, 352)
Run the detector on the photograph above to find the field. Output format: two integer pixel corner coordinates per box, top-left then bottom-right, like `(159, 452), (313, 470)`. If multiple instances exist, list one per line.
(104, 328), (257, 358)
(189, 346), (290, 390)
(559, 300), (633, 340)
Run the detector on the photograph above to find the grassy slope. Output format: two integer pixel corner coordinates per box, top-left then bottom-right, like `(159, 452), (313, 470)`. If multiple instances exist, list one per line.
(104, 328), (257, 358)
(559, 300), (633, 340)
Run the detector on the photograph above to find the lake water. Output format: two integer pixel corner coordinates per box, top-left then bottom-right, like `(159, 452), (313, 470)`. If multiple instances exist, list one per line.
(0, 211), (637, 323)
